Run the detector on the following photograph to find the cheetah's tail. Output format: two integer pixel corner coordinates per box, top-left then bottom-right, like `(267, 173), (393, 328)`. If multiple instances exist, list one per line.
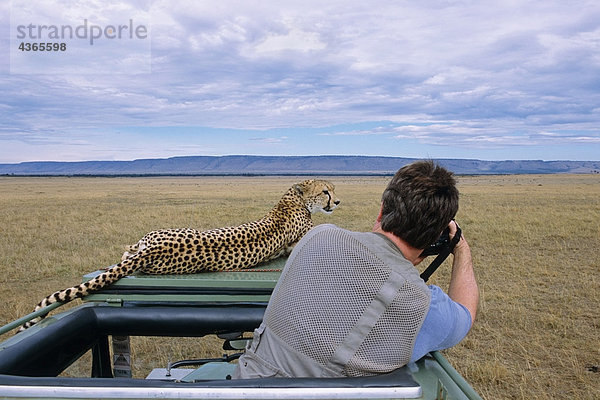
(17, 252), (143, 333)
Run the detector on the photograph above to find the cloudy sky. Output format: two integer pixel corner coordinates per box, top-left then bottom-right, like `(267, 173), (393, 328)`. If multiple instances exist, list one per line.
(1, 0), (599, 163)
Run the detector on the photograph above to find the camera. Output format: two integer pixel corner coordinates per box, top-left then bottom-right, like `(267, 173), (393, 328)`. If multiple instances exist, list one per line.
(419, 221), (461, 258)
(419, 221), (462, 282)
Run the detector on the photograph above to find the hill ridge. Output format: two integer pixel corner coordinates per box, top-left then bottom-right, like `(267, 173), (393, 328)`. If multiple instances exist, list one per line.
(1, 155), (599, 175)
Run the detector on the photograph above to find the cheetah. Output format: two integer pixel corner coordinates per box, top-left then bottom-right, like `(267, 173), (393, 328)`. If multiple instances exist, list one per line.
(19, 179), (340, 332)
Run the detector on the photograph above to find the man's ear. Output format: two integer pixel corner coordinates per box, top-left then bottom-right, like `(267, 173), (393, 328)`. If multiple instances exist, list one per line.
(376, 204), (384, 222)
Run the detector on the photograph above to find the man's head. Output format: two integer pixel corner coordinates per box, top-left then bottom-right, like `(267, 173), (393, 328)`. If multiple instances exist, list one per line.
(380, 160), (459, 250)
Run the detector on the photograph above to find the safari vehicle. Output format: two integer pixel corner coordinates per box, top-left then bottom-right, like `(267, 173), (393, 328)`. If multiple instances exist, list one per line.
(0, 257), (482, 400)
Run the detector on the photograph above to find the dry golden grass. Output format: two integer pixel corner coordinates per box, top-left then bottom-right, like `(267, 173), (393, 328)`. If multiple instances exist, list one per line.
(0, 175), (598, 399)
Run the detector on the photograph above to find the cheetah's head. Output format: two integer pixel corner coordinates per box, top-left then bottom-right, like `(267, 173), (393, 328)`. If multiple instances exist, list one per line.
(293, 179), (340, 214)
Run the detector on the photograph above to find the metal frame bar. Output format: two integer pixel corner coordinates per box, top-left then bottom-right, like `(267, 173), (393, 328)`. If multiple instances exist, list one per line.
(0, 385), (422, 399)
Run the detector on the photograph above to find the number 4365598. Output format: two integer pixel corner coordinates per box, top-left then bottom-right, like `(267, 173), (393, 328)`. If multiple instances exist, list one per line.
(18, 42), (67, 51)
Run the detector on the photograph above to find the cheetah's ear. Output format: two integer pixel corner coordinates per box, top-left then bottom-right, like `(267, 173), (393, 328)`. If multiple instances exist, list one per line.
(293, 183), (304, 195)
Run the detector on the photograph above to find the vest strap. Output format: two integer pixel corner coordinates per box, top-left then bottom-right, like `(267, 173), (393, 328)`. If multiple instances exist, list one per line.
(324, 269), (405, 375)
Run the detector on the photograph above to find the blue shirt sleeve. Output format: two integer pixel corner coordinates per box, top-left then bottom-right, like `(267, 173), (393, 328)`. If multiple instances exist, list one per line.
(410, 285), (472, 363)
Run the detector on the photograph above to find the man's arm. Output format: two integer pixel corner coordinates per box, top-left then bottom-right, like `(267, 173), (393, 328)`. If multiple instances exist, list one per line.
(447, 222), (479, 327)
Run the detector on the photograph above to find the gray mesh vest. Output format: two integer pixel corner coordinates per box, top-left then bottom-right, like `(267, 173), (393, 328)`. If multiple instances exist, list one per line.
(235, 224), (431, 378)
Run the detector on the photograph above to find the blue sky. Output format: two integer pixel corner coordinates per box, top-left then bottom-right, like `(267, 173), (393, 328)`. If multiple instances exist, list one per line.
(1, 0), (599, 163)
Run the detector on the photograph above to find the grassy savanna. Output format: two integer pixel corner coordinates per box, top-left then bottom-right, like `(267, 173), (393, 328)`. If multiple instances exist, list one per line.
(0, 175), (598, 399)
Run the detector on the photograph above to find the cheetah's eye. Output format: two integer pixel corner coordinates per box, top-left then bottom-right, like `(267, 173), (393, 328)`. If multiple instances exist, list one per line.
(323, 190), (329, 195)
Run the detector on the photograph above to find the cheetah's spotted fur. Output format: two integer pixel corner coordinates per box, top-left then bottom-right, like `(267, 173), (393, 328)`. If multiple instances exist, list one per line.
(20, 179), (340, 331)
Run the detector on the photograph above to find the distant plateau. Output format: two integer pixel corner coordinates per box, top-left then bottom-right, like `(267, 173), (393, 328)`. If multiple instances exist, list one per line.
(1, 155), (599, 176)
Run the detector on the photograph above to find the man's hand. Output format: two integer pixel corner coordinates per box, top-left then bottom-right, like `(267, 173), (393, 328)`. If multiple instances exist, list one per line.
(449, 220), (466, 253)
(447, 221), (479, 327)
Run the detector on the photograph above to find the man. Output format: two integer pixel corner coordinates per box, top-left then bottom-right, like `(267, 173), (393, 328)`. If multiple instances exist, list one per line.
(234, 160), (478, 378)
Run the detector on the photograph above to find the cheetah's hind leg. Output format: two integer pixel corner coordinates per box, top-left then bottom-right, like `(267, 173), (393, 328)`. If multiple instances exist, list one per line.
(122, 239), (145, 261)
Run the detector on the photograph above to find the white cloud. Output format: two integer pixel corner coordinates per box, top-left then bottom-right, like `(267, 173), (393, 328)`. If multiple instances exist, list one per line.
(252, 28), (326, 54)
(249, 137), (288, 144)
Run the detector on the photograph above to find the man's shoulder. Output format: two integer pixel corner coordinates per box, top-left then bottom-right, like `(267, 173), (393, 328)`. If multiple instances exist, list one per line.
(311, 223), (342, 232)
(308, 224), (379, 245)
(302, 223), (344, 240)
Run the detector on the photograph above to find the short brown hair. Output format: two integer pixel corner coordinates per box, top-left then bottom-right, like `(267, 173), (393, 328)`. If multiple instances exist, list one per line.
(380, 160), (459, 249)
